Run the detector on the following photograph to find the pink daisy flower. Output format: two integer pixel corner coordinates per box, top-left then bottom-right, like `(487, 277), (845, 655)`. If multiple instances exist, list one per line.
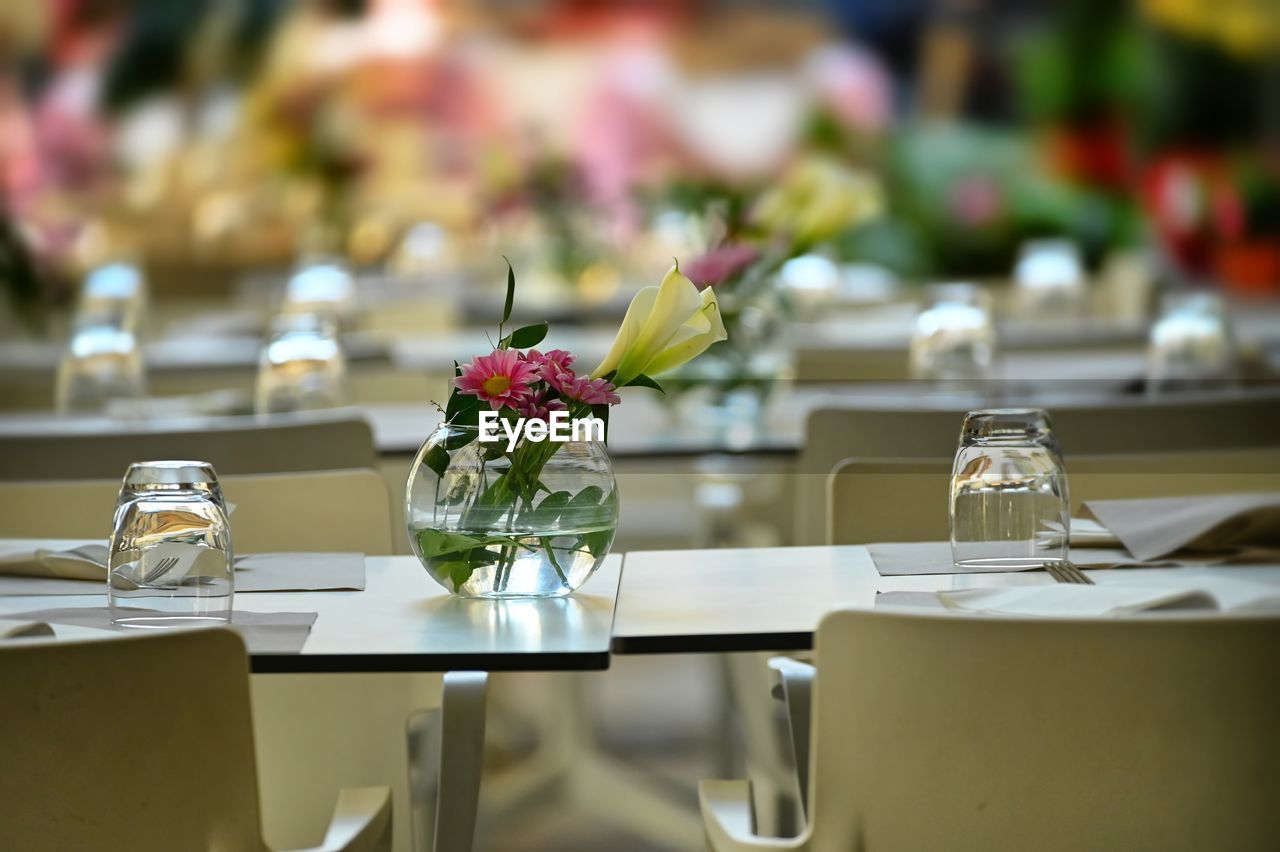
(556, 374), (621, 406)
(516, 390), (568, 422)
(522, 348), (576, 380)
(454, 349), (538, 410)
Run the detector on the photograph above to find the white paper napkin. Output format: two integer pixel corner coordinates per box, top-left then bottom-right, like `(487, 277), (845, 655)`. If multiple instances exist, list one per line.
(1083, 492), (1280, 562)
(935, 585), (1221, 616)
(0, 618), (54, 638)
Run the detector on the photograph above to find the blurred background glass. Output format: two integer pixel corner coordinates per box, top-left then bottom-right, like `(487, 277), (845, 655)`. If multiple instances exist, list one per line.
(909, 281), (996, 382)
(55, 313), (146, 413)
(108, 459), (234, 627)
(1147, 290), (1238, 394)
(254, 310), (347, 413)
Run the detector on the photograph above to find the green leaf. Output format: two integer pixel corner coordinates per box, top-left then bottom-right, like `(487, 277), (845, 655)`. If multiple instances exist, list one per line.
(520, 490), (571, 527)
(625, 373), (665, 393)
(580, 527), (615, 559)
(431, 561), (473, 591)
(502, 258), (515, 325)
(568, 485), (606, 511)
(415, 529), (496, 559)
(503, 322), (548, 350)
(423, 444), (450, 478)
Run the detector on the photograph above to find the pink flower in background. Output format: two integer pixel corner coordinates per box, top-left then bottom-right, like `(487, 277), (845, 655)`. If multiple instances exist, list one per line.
(455, 349), (538, 410)
(522, 348), (576, 379)
(683, 243), (760, 290)
(804, 45), (892, 136)
(948, 176), (1003, 229)
(516, 390), (568, 422)
(554, 373), (621, 406)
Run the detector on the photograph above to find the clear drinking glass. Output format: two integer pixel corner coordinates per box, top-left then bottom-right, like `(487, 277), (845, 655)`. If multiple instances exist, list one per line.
(282, 259), (357, 326)
(1146, 292), (1237, 395)
(54, 318), (146, 414)
(81, 261), (147, 334)
(1013, 238), (1087, 320)
(108, 461), (234, 628)
(909, 282), (998, 382)
(950, 409), (1070, 570)
(254, 312), (348, 414)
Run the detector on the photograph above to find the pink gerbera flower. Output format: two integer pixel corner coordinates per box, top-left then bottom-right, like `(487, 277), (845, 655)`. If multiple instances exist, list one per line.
(522, 348), (576, 380)
(555, 373), (621, 406)
(516, 390), (568, 422)
(455, 349), (539, 410)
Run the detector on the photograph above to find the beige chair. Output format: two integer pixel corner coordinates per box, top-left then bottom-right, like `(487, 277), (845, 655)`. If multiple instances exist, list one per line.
(0, 468), (395, 551)
(702, 609), (1280, 851)
(827, 447), (1280, 544)
(797, 390), (1280, 543)
(0, 469), (476, 852)
(0, 412), (377, 480)
(0, 628), (391, 852)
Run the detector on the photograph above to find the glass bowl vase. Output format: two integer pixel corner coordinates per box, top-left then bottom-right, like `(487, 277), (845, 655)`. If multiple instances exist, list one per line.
(405, 423), (619, 598)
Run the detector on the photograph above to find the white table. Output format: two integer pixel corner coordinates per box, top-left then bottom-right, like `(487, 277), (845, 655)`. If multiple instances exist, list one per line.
(0, 551), (622, 673)
(613, 545), (1280, 654)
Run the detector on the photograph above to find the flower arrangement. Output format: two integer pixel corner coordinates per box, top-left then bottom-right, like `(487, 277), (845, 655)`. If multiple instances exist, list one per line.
(406, 262), (726, 596)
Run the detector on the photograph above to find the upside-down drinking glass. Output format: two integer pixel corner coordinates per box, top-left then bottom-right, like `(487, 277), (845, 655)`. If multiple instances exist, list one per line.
(55, 319), (146, 414)
(950, 409), (1070, 570)
(254, 312), (348, 414)
(909, 283), (997, 383)
(1013, 238), (1087, 320)
(108, 461), (234, 628)
(1146, 292), (1238, 395)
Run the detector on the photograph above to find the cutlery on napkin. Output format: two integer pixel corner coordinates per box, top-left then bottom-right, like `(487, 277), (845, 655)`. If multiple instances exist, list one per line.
(878, 576), (1280, 617)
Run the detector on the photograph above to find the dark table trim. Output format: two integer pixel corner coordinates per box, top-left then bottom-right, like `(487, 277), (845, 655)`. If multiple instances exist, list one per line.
(250, 649), (612, 674)
(610, 631), (812, 656)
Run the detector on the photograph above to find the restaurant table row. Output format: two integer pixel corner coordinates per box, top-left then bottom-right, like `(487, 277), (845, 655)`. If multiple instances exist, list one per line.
(4, 542), (1277, 670)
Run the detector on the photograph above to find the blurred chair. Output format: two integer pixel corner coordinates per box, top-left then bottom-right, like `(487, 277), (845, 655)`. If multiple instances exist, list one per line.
(702, 609), (1280, 851)
(0, 412), (376, 480)
(0, 468), (477, 852)
(0, 629), (391, 852)
(0, 468), (394, 550)
(827, 447), (1280, 545)
(797, 389), (1280, 543)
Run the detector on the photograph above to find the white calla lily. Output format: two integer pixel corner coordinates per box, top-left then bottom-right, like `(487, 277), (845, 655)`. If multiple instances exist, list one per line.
(593, 265), (728, 386)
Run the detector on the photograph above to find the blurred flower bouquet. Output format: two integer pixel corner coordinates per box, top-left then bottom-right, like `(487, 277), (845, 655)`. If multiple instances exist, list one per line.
(656, 153), (883, 405)
(405, 262), (725, 597)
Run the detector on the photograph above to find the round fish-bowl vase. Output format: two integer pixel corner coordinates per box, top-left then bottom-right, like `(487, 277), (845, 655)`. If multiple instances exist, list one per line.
(405, 423), (619, 598)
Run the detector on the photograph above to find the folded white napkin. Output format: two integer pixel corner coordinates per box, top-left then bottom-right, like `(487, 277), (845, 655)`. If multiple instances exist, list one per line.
(0, 545), (110, 582)
(1083, 492), (1280, 562)
(0, 618), (54, 638)
(936, 585), (1220, 616)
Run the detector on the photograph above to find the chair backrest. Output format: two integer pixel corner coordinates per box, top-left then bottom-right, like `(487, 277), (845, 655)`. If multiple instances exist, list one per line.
(805, 609), (1280, 851)
(797, 390), (1280, 543)
(0, 629), (268, 852)
(0, 412), (377, 480)
(0, 468), (395, 553)
(827, 447), (1280, 544)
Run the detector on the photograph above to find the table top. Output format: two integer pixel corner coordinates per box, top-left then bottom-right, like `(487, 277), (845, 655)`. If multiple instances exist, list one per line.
(612, 546), (1280, 654)
(0, 552), (623, 674)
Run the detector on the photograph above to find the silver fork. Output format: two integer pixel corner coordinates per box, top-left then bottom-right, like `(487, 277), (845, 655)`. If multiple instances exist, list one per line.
(1044, 560), (1095, 585)
(141, 556), (181, 584)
